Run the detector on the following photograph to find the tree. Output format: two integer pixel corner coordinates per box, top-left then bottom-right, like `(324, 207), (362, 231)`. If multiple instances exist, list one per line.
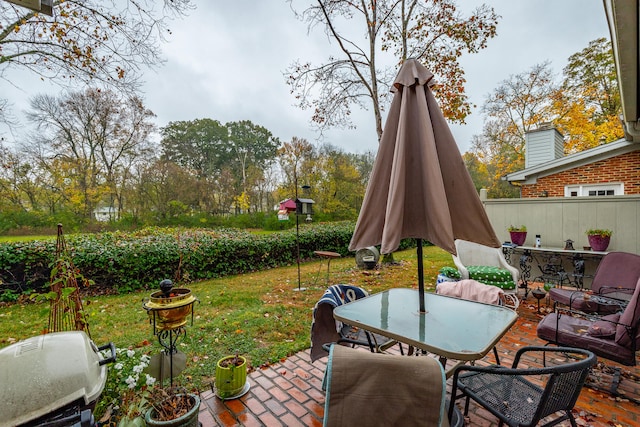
(462, 152), (490, 193)
(551, 38), (623, 152)
(315, 143), (365, 219)
(226, 120), (280, 205)
(160, 118), (230, 179)
(0, 0), (194, 94)
(135, 159), (200, 221)
(470, 62), (557, 196)
(161, 119), (280, 214)
(25, 88), (156, 219)
(277, 137), (315, 200)
(562, 38), (620, 119)
(286, 0), (498, 139)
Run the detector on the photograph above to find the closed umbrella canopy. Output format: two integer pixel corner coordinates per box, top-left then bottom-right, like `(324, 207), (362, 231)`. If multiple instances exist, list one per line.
(349, 59), (499, 256)
(349, 59), (499, 312)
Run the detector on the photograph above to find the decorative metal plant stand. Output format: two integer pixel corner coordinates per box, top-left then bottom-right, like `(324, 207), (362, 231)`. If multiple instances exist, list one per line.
(143, 279), (197, 386)
(532, 288), (546, 313)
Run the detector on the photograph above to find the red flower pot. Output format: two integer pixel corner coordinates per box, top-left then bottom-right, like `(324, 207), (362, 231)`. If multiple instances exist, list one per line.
(588, 235), (610, 252)
(509, 231), (527, 246)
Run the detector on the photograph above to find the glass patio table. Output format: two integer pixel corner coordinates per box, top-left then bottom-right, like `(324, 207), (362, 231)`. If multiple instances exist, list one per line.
(333, 288), (518, 374)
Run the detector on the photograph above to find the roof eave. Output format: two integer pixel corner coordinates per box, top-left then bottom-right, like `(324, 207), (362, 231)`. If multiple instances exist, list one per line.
(504, 139), (637, 182)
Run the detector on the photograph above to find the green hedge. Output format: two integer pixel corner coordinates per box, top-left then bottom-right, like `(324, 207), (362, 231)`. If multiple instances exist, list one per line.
(0, 222), (419, 295)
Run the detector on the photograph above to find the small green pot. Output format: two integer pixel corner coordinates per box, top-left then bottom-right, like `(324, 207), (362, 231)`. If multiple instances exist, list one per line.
(215, 355), (247, 399)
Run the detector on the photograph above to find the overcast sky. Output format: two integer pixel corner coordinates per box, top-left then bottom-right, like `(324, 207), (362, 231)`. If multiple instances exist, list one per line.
(1, 0), (611, 155)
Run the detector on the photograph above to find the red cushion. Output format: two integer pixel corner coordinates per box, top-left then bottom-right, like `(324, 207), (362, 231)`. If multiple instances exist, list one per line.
(592, 252), (640, 293)
(587, 313), (620, 338)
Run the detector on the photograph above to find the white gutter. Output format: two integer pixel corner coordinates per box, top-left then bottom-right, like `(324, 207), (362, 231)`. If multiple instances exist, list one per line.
(603, 0), (640, 142)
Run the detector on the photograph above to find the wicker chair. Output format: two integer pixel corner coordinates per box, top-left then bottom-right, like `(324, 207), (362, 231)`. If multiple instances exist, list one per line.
(448, 346), (596, 427)
(452, 239), (520, 309)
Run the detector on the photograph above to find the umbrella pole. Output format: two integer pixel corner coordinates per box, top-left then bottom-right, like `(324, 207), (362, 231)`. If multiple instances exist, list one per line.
(417, 239), (425, 313)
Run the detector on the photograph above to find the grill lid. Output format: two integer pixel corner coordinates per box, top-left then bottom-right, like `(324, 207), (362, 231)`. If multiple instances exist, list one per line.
(0, 331), (113, 426)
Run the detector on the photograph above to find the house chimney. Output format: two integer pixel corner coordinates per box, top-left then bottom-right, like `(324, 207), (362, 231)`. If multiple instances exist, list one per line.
(524, 123), (564, 168)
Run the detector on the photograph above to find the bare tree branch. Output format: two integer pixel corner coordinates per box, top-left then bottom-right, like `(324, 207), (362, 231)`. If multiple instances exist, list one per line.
(286, 0), (498, 140)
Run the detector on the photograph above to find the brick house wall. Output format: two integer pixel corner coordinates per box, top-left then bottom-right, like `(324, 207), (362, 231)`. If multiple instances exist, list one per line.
(521, 150), (640, 197)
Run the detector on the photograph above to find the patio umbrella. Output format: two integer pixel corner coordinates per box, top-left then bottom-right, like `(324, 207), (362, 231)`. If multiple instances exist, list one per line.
(349, 59), (499, 312)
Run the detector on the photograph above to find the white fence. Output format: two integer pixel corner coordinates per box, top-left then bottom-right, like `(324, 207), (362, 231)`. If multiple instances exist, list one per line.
(482, 195), (640, 255)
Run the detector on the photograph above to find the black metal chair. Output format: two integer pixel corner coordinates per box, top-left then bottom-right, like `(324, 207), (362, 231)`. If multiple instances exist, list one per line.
(310, 284), (401, 362)
(448, 346), (596, 427)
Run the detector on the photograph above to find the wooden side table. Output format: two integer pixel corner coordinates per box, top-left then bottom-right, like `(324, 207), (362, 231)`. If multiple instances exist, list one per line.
(314, 250), (341, 285)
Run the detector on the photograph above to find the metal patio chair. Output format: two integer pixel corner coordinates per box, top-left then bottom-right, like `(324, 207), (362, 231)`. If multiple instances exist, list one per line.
(448, 346), (596, 427)
(548, 251), (640, 314)
(537, 276), (640, 401)
(310, 284), (400, 362)
(323, 344), (462, 427)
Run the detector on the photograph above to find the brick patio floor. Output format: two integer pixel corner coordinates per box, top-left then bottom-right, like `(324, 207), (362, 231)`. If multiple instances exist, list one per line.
(197, 294), (640, 427)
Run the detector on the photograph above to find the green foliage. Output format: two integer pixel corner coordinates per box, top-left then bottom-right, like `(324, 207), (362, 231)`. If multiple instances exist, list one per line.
(0, 245), (452, 419)
(95, 347), (158, 426)
(0, 223), (362, 294)
(262, 214), (295, 231)
(585, 228), (612, 237)
(0, 289), (20, 303)
(507, 225), (527, 232)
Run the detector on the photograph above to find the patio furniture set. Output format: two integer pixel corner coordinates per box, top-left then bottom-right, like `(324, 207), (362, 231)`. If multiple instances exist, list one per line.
(312, 244), (640, 426)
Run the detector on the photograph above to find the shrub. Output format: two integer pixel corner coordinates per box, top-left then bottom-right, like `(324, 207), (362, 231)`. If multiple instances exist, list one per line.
(0, 222), (366, 294)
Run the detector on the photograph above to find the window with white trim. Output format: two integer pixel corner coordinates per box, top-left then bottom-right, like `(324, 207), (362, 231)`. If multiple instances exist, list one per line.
(565, 183), (624, 197)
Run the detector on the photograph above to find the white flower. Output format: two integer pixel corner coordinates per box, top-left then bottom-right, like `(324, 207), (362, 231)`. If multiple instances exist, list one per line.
(145, 374), (156, 387)
(125, 375), (137, 389)
(114, 363), (124, 371)
(140, 354), (151, 364)
(132, 363), (145, 374)
(126, 349), (135, 358)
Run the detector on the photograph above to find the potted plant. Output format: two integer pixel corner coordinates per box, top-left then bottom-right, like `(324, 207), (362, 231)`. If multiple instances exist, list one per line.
(95, 346), (158, 427)
(508, 225), (527, 246)
(144, 387), (200, 427)
(586, 229), (612, 252)
(214, 354), (248, 399)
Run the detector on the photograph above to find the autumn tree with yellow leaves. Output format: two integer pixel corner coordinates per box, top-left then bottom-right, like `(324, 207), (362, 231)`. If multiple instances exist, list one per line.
(552, 37), (623, 152)
(470, 39), (623, 197)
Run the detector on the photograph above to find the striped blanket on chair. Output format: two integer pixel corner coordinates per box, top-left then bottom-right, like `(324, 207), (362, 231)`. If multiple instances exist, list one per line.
(310, 284), (368, 362)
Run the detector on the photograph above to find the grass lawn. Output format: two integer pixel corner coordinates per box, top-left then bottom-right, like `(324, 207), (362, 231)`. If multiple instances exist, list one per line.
(0, 245), (453, 393)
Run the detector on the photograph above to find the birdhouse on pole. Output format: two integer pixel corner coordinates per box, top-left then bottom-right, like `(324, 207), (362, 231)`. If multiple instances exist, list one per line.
(295, 198), (315, 216)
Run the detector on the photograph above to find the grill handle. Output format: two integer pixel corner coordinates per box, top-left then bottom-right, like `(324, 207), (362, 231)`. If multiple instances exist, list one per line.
(98, 342), (116, 366)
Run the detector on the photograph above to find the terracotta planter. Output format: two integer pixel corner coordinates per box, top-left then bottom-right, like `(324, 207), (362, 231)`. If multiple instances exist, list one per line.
(509, 231), (527, 246)
(215, 356), (247, 399)
(587, 235), (610, 252)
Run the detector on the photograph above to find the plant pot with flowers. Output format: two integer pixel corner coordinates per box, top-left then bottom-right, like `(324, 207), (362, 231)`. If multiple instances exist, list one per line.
(586, 229), (612, 252)
(214, 354), (248, 399)
(508, 225), (527, 246)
